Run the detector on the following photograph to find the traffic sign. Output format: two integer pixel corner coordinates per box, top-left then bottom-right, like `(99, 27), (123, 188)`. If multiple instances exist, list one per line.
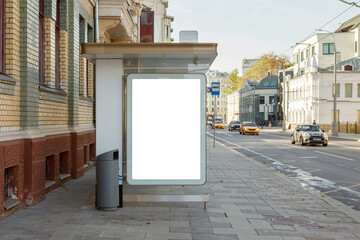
(211, 82), (220, 95)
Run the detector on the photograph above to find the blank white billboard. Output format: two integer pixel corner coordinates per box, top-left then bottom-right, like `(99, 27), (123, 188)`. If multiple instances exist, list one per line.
(127, 74), (206, 185)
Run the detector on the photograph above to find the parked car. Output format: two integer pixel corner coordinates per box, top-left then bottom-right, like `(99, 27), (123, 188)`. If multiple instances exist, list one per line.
(229, 120), (241, 131)
(291, 124), (328, 146)
(240, 122), (259, 135)
(212, 119), (224, 129)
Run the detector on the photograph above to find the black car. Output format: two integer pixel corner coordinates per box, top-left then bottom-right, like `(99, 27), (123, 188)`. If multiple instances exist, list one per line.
(229, 120), (241, 131)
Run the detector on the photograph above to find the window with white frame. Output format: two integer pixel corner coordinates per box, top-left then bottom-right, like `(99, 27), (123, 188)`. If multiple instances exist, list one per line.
(323, 43), (334, 55)
(345, 83), (352, 98)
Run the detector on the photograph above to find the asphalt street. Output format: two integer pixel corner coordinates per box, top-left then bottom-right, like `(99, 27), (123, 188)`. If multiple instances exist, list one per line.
(208, 126), (360, 211)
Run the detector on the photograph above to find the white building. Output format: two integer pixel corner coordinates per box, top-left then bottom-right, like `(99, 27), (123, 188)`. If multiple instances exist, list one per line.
(285, 14), (360, 129)
(286, 58), (360, 129)
(206, 70), (228, 122)
(226, 91), (240, 123)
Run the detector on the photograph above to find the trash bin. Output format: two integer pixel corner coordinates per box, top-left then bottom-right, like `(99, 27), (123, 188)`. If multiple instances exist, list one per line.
(96, 149), (119, 211)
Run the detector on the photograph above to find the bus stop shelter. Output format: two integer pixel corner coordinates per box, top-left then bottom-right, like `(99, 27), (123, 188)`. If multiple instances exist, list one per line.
(81, 43), (217, 208)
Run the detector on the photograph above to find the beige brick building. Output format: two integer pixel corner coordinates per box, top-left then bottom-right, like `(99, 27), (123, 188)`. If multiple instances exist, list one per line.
(0, 0), (96, 218)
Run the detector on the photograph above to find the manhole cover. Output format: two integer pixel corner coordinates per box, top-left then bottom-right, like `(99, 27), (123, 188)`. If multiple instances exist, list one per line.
(265, 215), (316, 226)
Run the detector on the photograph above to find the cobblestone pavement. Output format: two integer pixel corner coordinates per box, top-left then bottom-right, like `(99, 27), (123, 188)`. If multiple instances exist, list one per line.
(0, 141), (359, 240)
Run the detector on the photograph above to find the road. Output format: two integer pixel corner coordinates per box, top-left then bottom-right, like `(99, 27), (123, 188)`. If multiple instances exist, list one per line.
(208, 126), (360, 211)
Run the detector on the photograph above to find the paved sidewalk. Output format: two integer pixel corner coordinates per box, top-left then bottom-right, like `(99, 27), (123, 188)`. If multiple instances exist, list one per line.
(0, 142), (360, 240)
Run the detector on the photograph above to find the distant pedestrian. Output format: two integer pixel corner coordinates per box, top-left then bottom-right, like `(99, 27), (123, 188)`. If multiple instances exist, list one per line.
(260, 119), (265, 129)
(313, 120), (316, 125)
(269, 120), (272, 128)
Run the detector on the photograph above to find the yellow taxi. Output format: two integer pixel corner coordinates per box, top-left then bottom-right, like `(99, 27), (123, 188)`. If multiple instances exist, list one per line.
(240, 122), (259, 135)
(212, 119), (224, 129)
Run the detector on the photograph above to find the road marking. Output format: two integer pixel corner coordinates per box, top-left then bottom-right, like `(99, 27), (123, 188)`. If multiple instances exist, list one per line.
(323, 183), (360, 194)
(314, 151), (355, 161)
(307, 169), (322, 173)
(207, 132), (360, 199)
(299, 156), (317, 159)
(331, 196), (360, 201)
(216, 132), (232, 137)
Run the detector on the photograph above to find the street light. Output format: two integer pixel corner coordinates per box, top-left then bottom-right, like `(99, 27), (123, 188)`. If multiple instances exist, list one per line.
(315, 29), (338, 136)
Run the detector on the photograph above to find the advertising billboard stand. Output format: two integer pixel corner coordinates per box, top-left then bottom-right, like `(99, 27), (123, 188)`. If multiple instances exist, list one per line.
(81, 42), (217, 210)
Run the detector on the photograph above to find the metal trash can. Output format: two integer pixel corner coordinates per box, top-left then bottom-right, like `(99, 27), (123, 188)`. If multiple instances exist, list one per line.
(96, 149), (119, 211)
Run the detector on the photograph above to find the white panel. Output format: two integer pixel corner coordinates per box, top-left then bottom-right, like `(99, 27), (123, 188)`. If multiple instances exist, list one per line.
(95, 59), (123, 156)
(127, 74), (206, 185)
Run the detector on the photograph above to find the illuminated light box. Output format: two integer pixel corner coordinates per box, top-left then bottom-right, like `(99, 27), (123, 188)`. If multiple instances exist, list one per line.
(127, 74), (206, 185)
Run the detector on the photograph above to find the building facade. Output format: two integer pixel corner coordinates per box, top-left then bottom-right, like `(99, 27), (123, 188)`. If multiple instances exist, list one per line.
(286, 14), (360, 129)
(206, 70), (228, 122)
(239, 76), (280, 125)
(286, 58), (360, 129)
(0, 0), (97, 217)
(226, 91), (240, 123)
(98, 0), (173, 44)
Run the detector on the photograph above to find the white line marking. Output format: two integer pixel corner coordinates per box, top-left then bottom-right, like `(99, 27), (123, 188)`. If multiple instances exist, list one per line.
(299, 156), (317, 159)
(216, 132), (232, 137)
(315, 151), (355, 161)
(207, 132), (360, 199)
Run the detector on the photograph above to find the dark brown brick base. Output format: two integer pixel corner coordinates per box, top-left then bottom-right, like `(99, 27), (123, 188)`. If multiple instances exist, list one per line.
(0, 130), (95, 218)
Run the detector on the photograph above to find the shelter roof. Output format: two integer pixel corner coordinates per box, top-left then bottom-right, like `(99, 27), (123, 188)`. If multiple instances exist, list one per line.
(81, 43), (218, 74)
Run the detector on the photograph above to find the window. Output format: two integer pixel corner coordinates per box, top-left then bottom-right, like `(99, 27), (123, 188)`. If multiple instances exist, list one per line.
(358, 83), (360, 98)
(323, 43), (334, 55)
(45, 155), (55, 182)
(306, 49), (309, 58)
(4, 168), (9, 200)
(55, 0), (60, 88)
(355, 41), (358, 53)
(39, 0), (45, 84)
(0, 0), (5, 73)
(294, 54), (298, 64)
(59, 152), (69, 175)
(311, 46), (315, 57)
(345, 83), (352, 98)
(260, 96), (265, 104)
(301, 51), (304, 62)
(269, 96), (274, 104)
(344, 65), (353, 71)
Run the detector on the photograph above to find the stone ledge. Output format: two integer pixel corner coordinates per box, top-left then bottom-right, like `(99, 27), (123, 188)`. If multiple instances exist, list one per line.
(0, 74), (19, 95)
(45, 180), (56, 189)
(0, 74), (19, 85)
(79, 95), (94, 107)
(59, 173), (71, 180)
(4, 199), (20, 210)
(39, 85), (68, 103)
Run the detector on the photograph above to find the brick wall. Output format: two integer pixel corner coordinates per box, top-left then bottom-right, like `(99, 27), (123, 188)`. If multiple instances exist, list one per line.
(0, 0), (21, 132)
(79, 104), (93, 125)
(0, 0), (96, 218)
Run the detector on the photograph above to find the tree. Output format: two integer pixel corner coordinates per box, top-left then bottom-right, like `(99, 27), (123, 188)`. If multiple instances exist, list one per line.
(223, 69), (243, 94)
(244, 52), (290, 82)
(224, 52), (291, 94)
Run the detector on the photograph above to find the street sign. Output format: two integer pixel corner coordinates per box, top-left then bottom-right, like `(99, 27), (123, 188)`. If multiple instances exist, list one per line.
(211, 82), (220, 95)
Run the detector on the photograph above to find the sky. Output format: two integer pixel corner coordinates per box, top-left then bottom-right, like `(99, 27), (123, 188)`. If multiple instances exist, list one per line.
(167, 0), (360, 74)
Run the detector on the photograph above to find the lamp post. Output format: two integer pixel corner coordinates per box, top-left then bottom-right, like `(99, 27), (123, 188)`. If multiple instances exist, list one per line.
(315, 29), (338, 136)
